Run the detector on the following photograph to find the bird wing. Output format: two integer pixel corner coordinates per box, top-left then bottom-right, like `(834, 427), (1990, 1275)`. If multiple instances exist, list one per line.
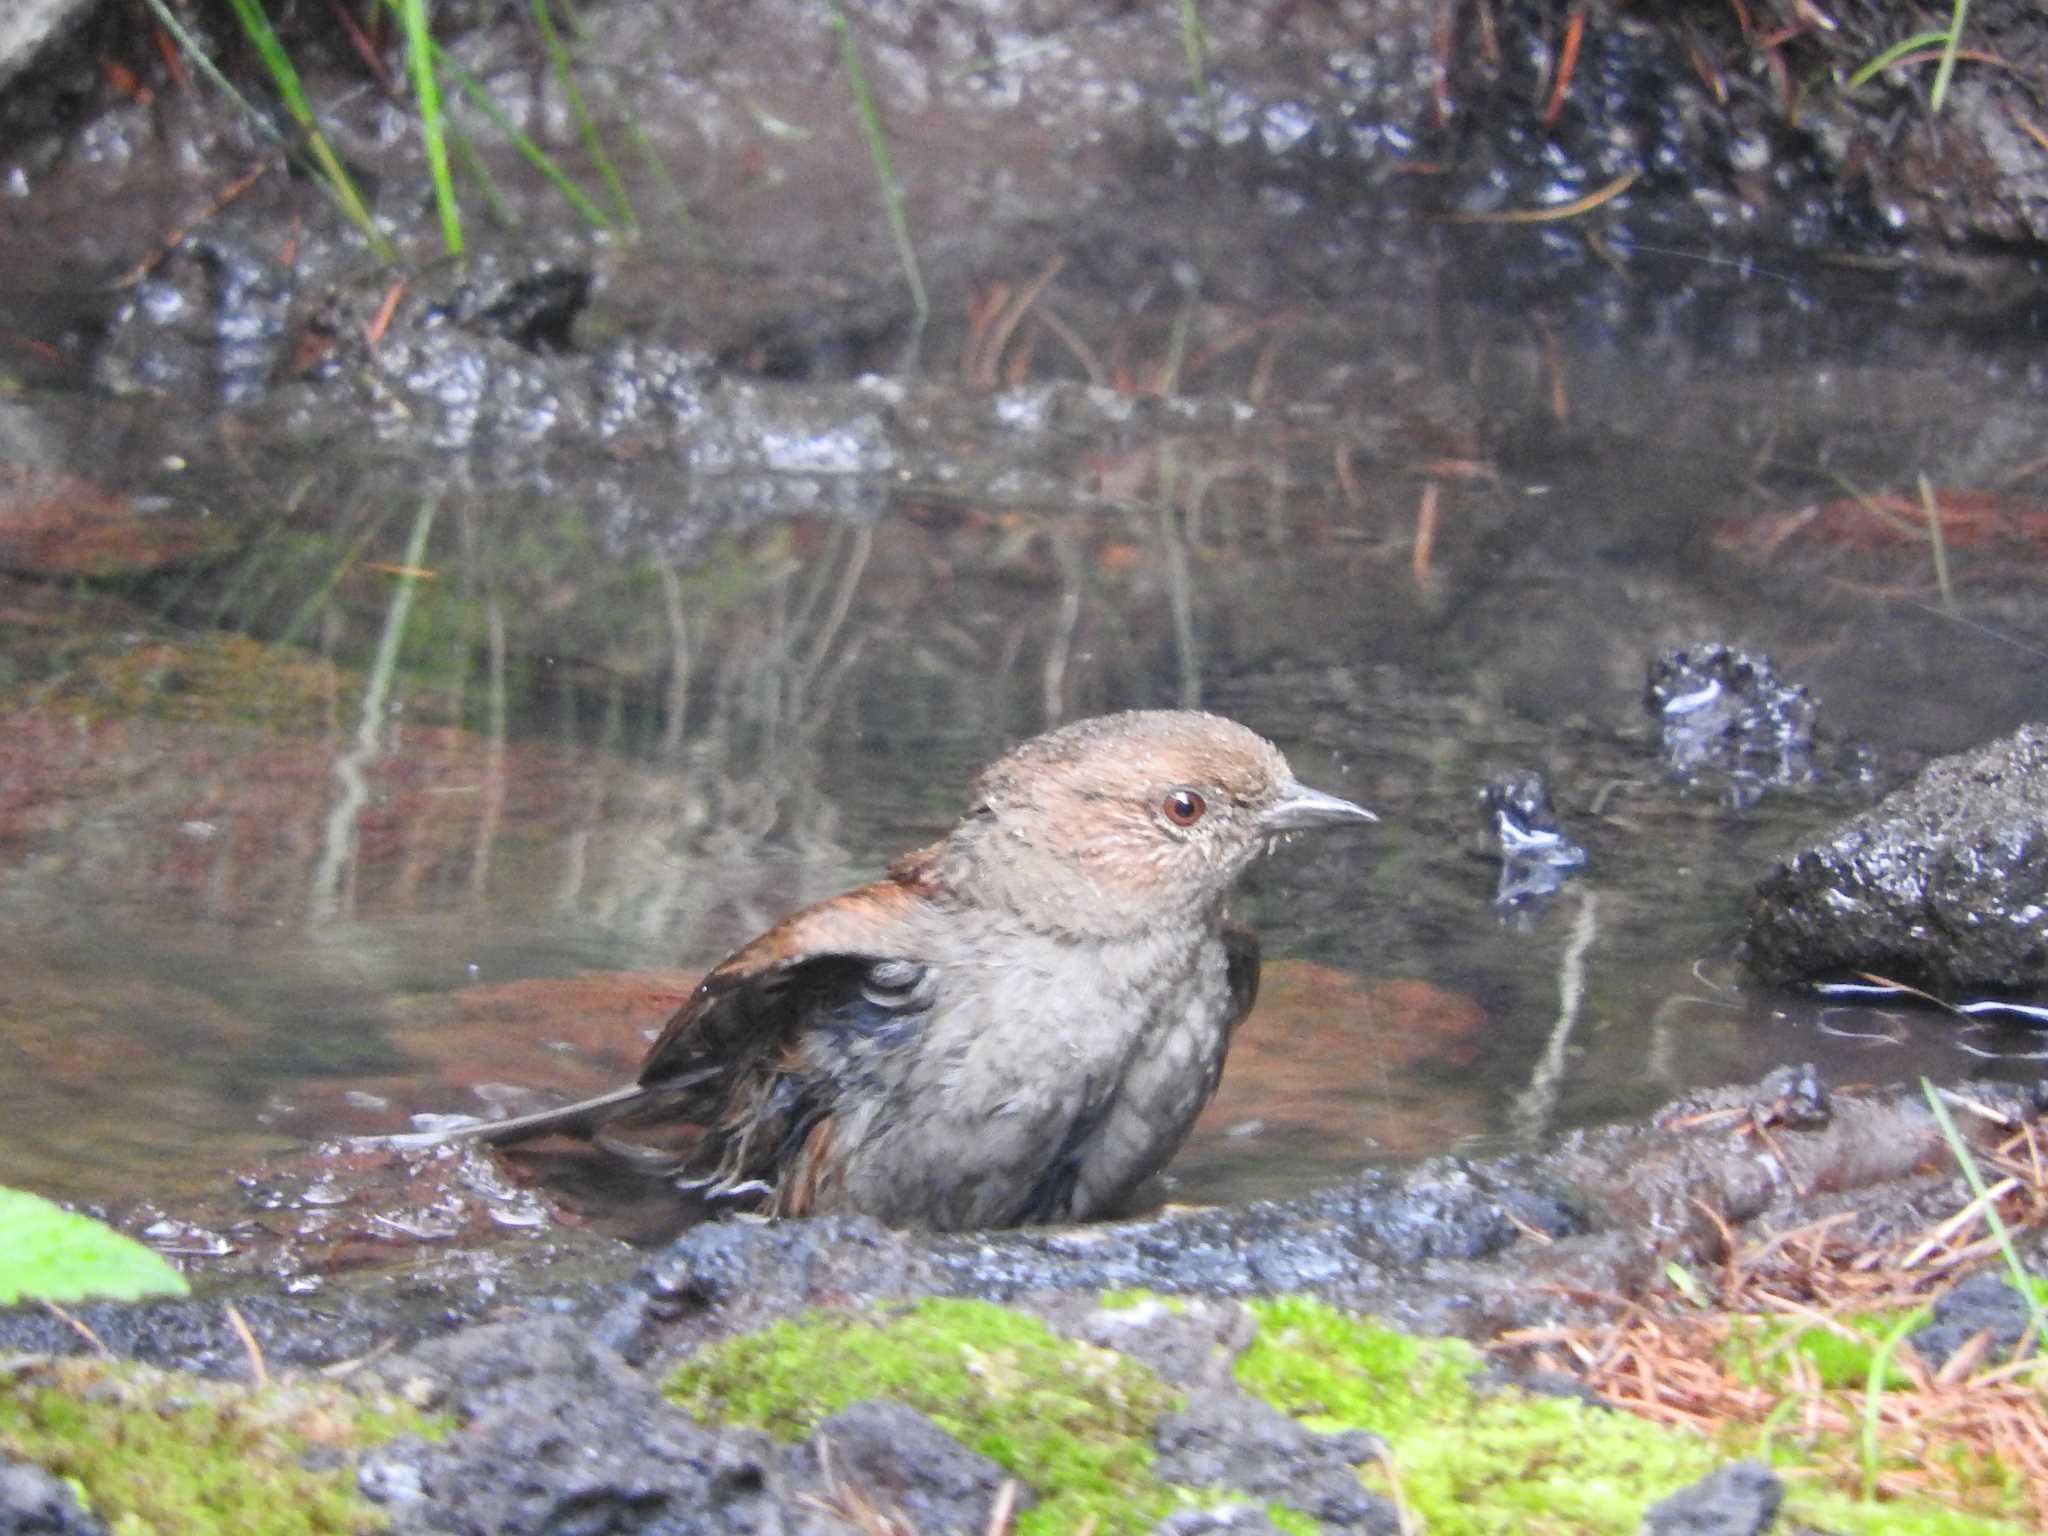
(629, 874), (941, 1206)
(1222, 918), (1261, 1038)
(637, 875), (934, 1085)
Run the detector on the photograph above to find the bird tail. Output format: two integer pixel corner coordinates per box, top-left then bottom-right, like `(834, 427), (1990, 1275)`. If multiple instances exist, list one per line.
(373, 1083), (651, 1149)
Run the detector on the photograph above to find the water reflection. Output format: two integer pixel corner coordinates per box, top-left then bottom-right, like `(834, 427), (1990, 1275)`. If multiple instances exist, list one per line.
(4, 256), (2048, 1230)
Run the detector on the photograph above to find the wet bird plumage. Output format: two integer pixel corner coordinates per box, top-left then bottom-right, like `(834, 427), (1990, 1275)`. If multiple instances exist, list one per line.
(395, 710), (1374, 1230)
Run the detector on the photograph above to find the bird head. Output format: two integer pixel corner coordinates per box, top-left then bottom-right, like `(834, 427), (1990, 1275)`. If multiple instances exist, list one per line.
(946, 710), (1375, 938)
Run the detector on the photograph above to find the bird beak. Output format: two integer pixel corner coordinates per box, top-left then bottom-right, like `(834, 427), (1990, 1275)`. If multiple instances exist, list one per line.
(1261, 779), (1378, 832)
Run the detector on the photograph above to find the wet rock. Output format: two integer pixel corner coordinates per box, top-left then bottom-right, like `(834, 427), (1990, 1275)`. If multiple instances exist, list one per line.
(426, 263), (592, 353)
(96, 240), (294, 405)
(362, 1316), (791, 1536)
(1743, 723), (2048, 994)
(257, 238), (713, 456)
(602, 1214), (930, 1358)
(1151, 1387), (1396, 1533)
(1637, 1459), (1782, 1536)
(0, 0), (96, 93)
(916, 1164), (1567, 1308)
(0, 1288), (412, 1379)
(1645, 644), (1817, 803)
(1150, 1507), (1285, 1536)
(0, 1457), (108, 1536)
(1046, 1294), (1257, 1388)
(1478, 769), (1586, 906)
(1719, 1063), (1831, 1133)
(0, 1234), (628, 1379)
(1910, 1266), (2048, 1373)
(791, 1399), (1026, 1536)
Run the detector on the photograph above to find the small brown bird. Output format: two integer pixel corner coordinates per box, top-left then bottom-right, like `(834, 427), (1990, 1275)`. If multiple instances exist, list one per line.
(400, 710), (1374, 1230)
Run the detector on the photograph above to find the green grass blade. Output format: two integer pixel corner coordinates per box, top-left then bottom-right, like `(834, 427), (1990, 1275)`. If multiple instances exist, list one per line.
(396, 0), (462, 253)
(141, 0), (395, 261)
(217, 0), (391, 256)
(138, 0), (287, 151)
(376, 0), (614, 230)
(830, 3), (927, 319)
(621, 119), (703, 257)
(447, 125), (516, 227)
(1921, 1079), (2048, 1346)
(1858, 1307), (1927, 1502)
(1845, 29), (1954, 92)
(1929, 0), (1973, 114)
(1180, 0), (1214, 131)
(530, 0), (636, 230)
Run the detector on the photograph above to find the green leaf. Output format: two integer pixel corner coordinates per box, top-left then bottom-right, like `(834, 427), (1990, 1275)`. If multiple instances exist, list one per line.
(0, 1187), (189, 1307)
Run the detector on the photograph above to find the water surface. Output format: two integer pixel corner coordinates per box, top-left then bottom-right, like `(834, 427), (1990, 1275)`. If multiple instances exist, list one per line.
(5, 226), (2046, 1233)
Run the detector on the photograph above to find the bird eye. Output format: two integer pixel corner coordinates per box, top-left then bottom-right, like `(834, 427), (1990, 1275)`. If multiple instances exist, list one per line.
(1161, 789), (1206, 827)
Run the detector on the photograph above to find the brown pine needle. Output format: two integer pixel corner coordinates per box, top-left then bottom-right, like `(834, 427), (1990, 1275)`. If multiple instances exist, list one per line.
(39, 1300), (112, 1358)
(1490, 1105), (2048, 1524)
(365, 280), (408, 347)
(1441, 167), (1640, 225)
(1411, 478), (1441, 585)
(111, 160), (275, 288)
(1542, 7), (1586, 126)
(224, 1300), (268, 1388)
(1030, 305), (1107, 388)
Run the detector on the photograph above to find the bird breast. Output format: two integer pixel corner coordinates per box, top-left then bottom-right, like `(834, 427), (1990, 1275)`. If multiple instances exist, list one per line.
(814, 912), (1237, 1227)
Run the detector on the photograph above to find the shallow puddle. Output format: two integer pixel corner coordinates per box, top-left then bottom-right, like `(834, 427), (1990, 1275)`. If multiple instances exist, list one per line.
(4, 203), (2047, 1244)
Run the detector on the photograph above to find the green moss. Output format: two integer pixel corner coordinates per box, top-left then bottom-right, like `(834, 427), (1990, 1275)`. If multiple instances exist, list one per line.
(1723, 1307), (1932, 1392)
(1714, 1304), (2030, 1525)
(1788, 1489), (2035, 1535)
(1265, 1503), (1321, 1536)
(1236, 1297), (2030, 1536)
(668, 1297), (1192, 1536)
(662, 1290), (2033, 1536)
(1236, 1295), (1480, 1437)
(0, 1356), (443, 1536)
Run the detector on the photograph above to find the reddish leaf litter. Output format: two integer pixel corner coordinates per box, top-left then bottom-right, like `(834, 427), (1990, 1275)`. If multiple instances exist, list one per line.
(1494, 1088), (2048, 1526)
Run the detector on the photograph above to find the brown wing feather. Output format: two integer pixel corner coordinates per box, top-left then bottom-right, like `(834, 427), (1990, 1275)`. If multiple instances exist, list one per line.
(619, 869), (939, 1201)
(636, 873), (932, 1085)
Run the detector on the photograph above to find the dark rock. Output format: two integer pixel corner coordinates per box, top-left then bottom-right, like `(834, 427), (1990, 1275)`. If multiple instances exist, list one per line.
(0, 0), (97, 92)
(361, 1317), (791, 1536)
(604, 1214), (928, 1360)
(1151, 1387), (1398, 1533)
(1045, 1295), (1258, 1388)
(1747, 1064), (1831, 1131)
(0, 1458), (108, 1536)
(1638, 1460), (1782, 1536)
(1478, 770), (1587, 906)
(1744, 724), (2048, 993)
(0, 1283), (483, 1380)
(1150, 1507), (1286, 1536)
(96, 239), (295, 405)
(1910, 1266), (2048, 1372)
(1645, 644), (1817, 802)
(426, 263), (592, 353)
(791, 1399), (1025, 1536)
